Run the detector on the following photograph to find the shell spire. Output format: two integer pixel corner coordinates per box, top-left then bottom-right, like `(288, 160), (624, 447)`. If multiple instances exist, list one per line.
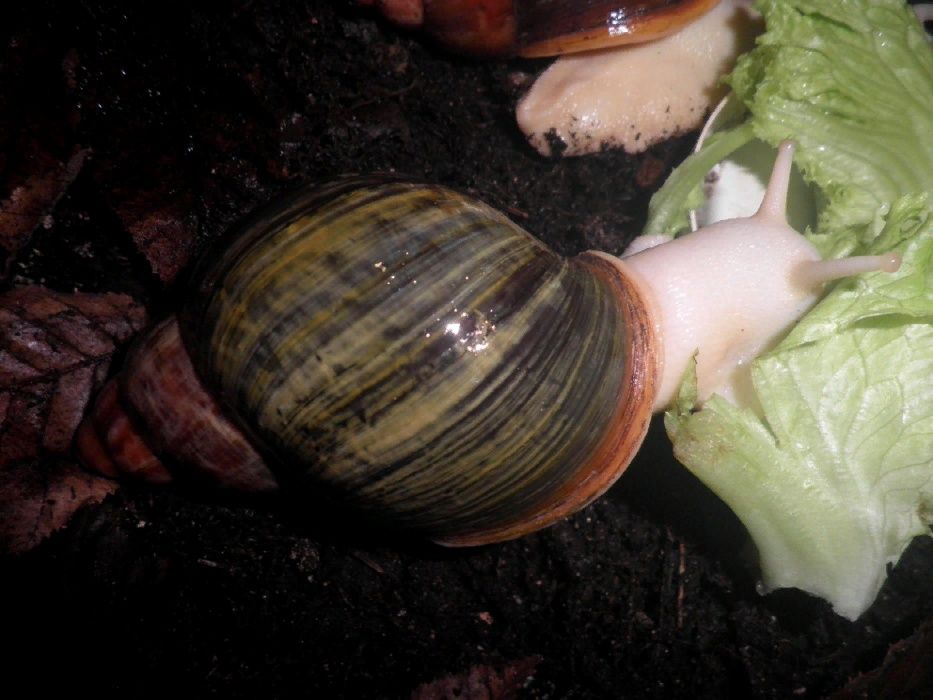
(77, 318), (278, 492)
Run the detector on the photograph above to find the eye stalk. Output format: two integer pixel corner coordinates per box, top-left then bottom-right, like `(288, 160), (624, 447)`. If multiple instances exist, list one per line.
(795, 253), (903, 289)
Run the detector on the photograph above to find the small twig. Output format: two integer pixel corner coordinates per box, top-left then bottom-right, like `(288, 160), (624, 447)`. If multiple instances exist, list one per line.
(349, 77), (419, 111)
(502, 205), (529, 220)
(676, 541), (686, 630)
(352, 550), (385, 575)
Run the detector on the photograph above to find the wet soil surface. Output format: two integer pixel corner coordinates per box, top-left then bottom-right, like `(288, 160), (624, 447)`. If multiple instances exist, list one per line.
(2, 1), (931, 697)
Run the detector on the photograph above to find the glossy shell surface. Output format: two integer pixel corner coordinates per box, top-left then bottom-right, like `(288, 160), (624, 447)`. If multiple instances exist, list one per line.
(181, 178), (657, 544)
(512, 0), (722, 57)
(411, 0), (722, 56)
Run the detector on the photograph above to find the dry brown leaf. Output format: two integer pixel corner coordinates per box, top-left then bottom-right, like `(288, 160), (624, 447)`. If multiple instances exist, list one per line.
(411, 656), (542, 700)
(0, 285), (146, 553)
(0, 458), (117, 554)
(0, 285), (146, 466)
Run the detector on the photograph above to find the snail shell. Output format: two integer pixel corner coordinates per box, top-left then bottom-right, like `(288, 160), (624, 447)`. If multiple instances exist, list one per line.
(365, 0), (723, 57)
(77, 178), (659, 546)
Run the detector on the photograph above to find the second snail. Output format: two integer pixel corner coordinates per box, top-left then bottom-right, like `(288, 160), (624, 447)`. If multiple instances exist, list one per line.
(76, 143), (900, 546)
(364, 0), (764, 156)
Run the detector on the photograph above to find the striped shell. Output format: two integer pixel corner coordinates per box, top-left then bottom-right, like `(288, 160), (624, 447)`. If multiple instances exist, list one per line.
(81, 178), (660, 545)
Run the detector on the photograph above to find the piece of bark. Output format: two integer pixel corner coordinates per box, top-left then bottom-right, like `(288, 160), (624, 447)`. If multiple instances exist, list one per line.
(110, 177), (198, 284)
(411, 656), (542, 700)
(831, 619), (933, 698)
(635, 154), (667, 189)
(0, 147), (88, 278)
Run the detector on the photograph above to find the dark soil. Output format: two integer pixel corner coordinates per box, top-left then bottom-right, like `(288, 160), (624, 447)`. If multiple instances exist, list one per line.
(2, 1), (931, 697)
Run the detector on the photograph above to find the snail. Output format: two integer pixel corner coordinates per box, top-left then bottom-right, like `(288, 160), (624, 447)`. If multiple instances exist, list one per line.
(74, 142), (901, 546)
(363, 1), (762, 156)
(359, 0), (723, 57)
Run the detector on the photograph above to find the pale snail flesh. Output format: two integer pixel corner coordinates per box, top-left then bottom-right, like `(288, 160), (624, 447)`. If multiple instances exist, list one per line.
(75, 142), (899, 546)
(516, 0), (762, 156)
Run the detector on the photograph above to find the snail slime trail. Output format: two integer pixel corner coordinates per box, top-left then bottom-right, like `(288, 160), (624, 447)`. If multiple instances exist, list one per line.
(76, 144), (899, 546)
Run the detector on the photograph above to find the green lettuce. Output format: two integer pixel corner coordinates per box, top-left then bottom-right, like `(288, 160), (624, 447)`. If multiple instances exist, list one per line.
(647, 0), (933, 619)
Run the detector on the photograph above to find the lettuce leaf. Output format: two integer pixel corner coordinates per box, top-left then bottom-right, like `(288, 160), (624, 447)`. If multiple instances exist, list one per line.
(644, 117), (755, 236)
(647, 0), (933, 243)
(731, 0), (933, 235)
(666, 197), (933, 619)
(647, 0), (933, 618)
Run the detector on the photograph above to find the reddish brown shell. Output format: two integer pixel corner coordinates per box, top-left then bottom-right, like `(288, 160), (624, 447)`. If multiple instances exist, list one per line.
(76, 317), (278, 492)
(367, 0), (723, 57)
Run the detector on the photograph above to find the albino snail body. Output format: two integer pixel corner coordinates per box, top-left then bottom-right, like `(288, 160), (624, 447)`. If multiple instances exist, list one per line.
(516, 0), (762, 156)
(76, 143), (898, 545)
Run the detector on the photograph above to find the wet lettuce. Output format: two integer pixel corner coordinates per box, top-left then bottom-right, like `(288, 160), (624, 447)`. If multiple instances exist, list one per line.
(646, 0), (933, 619)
